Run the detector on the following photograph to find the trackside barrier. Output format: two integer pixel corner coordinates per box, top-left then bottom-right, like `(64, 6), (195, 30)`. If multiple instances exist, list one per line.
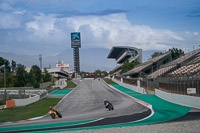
(112, 77), (146, 94)
(156, 89), (200, 109)
(6, 100), (16, 108)
(14, 94), (40, 107)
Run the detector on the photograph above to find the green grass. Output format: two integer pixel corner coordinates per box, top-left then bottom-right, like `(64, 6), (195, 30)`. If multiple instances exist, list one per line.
(0, 98), (61, 122)
(103, 78), (118, 85)
(63, 80), (77, 90)
(0, 99), (6, 105)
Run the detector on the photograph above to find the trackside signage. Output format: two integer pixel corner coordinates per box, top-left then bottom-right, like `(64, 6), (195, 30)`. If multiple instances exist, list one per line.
(71, 32), (81, 48)
(187, 88), (196, 94)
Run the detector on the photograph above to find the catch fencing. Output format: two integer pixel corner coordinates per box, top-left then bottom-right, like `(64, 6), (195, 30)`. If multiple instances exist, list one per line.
(113, 75), (200, 97)
(158, 76), (200, 97)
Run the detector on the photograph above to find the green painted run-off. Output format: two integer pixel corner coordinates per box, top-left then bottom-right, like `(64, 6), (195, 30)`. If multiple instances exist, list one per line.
(50, 90), (71, 95)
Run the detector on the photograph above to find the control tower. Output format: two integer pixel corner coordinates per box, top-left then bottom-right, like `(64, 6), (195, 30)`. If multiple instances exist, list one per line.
(71, 32), (81, 78)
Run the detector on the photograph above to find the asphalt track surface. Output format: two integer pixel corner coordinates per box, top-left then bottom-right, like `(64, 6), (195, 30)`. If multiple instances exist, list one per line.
(0, 79), (150, 132)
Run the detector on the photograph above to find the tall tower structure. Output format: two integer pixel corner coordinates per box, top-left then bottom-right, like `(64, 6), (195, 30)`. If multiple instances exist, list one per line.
(71, 32), (81, 78)
(39, 54), (42, 70)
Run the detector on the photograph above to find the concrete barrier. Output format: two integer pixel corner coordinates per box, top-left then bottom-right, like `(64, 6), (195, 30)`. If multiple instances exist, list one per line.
(155, 89), (200, 109)
(112, 78), (146, 94)
(14, 94), (40, 107)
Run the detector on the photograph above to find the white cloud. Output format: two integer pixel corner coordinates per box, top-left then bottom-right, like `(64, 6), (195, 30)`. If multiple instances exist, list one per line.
(60, 13), (186, 50)
(0, 11), (200, 55)
(0, 12), (22, 29)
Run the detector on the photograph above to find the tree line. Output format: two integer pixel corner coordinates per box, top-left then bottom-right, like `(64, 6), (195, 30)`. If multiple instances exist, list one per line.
(0, 57), (52, 88)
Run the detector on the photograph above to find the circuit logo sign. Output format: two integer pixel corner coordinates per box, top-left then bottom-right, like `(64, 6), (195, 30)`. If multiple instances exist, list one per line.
(71, 32), (81, 48)
(71, 32), (80, 40)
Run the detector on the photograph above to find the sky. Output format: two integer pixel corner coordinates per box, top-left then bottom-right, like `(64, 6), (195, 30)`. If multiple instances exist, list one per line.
(0, 0), (200, 70)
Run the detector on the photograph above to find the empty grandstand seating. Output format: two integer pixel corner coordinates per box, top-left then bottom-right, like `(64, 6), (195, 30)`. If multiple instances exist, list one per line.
(124, 52), (171, 76)
(166, 51), (200, 66)
(148, 51), (200, 79)
(169, 63), (200, 77)
(187, 55), (200, 65)
(148, 65), (176, 79)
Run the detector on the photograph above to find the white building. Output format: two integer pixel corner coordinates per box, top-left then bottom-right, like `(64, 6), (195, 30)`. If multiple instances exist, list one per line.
(47, 61), (73, 79)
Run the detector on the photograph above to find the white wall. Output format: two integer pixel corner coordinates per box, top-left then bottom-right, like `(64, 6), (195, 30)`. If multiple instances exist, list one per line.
(155, 89), (200, 109)
(14, 95), (40, 107)
(112, 78), (146, 94)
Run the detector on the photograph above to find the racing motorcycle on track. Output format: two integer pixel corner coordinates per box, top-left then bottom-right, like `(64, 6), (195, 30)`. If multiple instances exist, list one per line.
(104, 99), (114, 111)
(49, 108), (62, 119)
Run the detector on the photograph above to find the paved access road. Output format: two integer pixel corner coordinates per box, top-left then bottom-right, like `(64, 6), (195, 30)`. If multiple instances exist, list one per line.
(0, 79), (149, 132)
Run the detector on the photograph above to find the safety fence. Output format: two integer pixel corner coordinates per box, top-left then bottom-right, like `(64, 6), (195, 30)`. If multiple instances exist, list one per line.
(158, 76), (200, 97)
(114, 76), (147, 89)
(113, 75), (200, 97)
(0, 87), (59, 101)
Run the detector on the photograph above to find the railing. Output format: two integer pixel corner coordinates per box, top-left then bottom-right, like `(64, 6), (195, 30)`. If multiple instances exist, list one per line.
(158, 76), (200, 97)
(114, 75), (200, 97)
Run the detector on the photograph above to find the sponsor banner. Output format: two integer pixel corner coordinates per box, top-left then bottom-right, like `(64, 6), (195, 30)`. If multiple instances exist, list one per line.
(187, 88), (196, 94)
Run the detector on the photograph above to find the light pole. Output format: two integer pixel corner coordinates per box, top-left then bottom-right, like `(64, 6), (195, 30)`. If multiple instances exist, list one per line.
(4, 64), (6, 89)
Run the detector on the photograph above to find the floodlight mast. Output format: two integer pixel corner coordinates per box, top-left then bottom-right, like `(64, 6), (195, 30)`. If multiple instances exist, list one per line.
(39, 54), (42, 70)
(4, 63), (6, 88)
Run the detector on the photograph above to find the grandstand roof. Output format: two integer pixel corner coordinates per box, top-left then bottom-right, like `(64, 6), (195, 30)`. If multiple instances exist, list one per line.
(107, 46), (142, 64)
(107, 46), (135, 58)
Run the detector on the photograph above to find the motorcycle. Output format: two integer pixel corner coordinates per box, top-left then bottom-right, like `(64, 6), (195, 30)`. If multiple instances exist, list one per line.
(49, 110), (62, 119)
(105, 102), (114, 111)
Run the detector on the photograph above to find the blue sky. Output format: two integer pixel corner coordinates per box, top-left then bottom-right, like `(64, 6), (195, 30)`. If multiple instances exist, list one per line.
(0, 0), (200, 70)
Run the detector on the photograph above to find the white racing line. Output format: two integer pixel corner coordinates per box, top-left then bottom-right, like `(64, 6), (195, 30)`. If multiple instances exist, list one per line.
(102, 79), (155, 124)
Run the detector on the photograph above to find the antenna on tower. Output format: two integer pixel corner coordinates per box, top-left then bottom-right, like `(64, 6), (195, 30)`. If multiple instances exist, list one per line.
(39, 54), (42, 70)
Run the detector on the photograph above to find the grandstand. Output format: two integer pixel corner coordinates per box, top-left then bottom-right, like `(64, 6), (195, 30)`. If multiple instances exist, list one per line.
(123, 52), (171, 77)
(107, 46), (142, 74)
(148, 51), (200, 79)
(110, 48), (200, 97)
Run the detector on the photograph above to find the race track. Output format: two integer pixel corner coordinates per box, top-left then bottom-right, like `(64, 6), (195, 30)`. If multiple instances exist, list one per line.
(0, 79), (150, 132)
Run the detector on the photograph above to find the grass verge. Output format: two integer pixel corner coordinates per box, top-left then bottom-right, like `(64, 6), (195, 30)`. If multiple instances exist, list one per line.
(103, 78), (118, 85)
(0, 98), (61, 122)
(63, 80), (77, 90)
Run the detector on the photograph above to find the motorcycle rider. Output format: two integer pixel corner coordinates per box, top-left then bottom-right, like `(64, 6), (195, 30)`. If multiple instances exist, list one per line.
(49, 106), (58, 114)
(104, 99), (114, 110)
(104, 99), (110, 106)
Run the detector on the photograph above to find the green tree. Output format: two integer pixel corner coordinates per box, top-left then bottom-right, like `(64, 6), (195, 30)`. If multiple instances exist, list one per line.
(151, 52), (163, 58)
(4, 59), (11, 73)
(170, 47), (184, 59)
(7, 73), (16, 87)
(42, 68), (52, 82)
(0, 57), (5, 66)
(29, 65), (42, 88)
(15, 64), (28, 87)
(120, 61), (139, 74)
(0, 57), (11, 73)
